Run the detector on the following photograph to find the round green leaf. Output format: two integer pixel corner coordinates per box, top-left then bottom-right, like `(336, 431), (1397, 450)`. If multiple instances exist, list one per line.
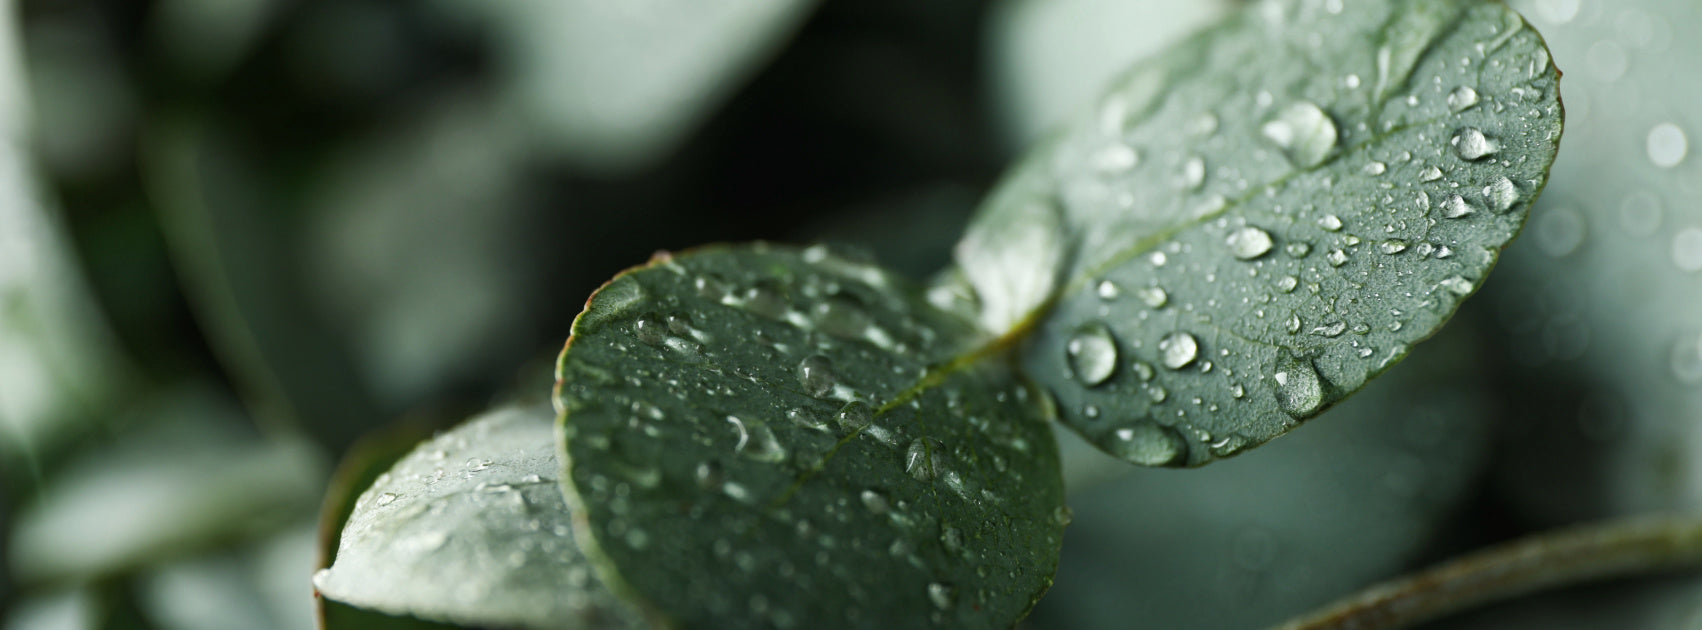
(555, 244), (1065, 629)
(958, 0), (1563, 466)
(314, 405), (645, 630)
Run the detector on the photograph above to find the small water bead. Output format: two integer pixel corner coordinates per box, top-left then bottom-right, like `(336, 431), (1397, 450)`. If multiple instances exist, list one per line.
(859, 490), (890, 515)
(1419, 166), (1443, 182)
(1379, 240), (1408, 255)
(375, 492), (398, 506)
(1312, 321), (1347, 337)
(1105, 423), (1187, 466)
(1452, 128), (1499, 161)
(1672, 228), (1702, 272)
(1150, 252), (1168, 267)
(1272, 353), (1324, 417)
(633, 312), (668, 346)
(1276, 276), (1299, 293)
(1285, 242), (1311, 258)
(904, 440), (944, 482)
(1363, 161), (1387, 176)
(695, 274), (731, 300)
(798, 355), (836, 397)
(1286, 315), (1302, 334)
(1318, 214), (1344, 231)
(1159, 332), (1199, 370)
(1441, 193), (1478, 219)
(1261, 101), (1339, 168)
(741, 281), (790, 319)
(1670, 332), (1702, 384)
(1439, 276), (1474, 295)
(1648, 123), (1689, 168)
(1147, 386), (1168, 403)
(813, 295), (873, 339)
(1180, 156), (1206, 190)
(1446, 86), (1480, 112)
(1093, 145), (1139, 172)
(1350, 323), (1371, 335)
(695, 461), (724, 490)
(1131, 362), (1155, 382)
(835, 401), (873, 431)
(1065, 323), (1120, 386)
(1096, 280), (1120, 300)
(1484, 177), (1520, 213)
(1136, 287), (1169, 309)
(927, 583), (957, 611)
(1227, 226), (1275, 260)
(1326, 249), (1349, 267)
(1188, 112), (1219, 136)
(786, 407), (827, 430)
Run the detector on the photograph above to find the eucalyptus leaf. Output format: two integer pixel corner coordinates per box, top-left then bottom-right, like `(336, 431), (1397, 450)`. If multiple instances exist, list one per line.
(314, 405), (645, 630)
(555, 244), (1065, 629)
(957, 0), (1562, 466)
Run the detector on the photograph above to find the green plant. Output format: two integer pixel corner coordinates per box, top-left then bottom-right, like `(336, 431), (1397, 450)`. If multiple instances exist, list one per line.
(311, 1), (1692, 628)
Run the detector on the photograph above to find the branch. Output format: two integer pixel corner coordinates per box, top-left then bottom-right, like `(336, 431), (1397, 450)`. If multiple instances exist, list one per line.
(1270, 514), (1702, 630)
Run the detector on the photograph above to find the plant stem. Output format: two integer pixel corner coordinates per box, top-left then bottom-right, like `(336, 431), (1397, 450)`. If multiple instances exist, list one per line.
(1269, 514), (1702, 630)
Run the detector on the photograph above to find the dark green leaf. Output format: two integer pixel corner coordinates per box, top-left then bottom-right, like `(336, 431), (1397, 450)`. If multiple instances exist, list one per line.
(555, 244), (1065, 629)
(958, 0), (1562, 466)
(314, 405), (646, 630)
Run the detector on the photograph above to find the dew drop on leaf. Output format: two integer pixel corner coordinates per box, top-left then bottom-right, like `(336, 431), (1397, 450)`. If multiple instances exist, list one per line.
(1272, 353), (1324, 418)
(1452, 127), (1499, 161)
(1484, 176), (1520, 213)
(1446, 85), (1479, 112)
(797, 355), (836, 398)
(1261, 101), (1338, 167)
(1227, 226), (1275, 260)
(1103, 423), (1186, 466)
(1158, 332), (1199, 370)
(1136, 286), (1169, 309)
(1441, 193), (1478, 219)
(1065, 323), (1119, 386)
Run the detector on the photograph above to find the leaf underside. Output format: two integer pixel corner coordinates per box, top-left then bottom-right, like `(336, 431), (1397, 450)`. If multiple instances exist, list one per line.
(958, 0), (1562, 466)
(555, 244), (1065, 629)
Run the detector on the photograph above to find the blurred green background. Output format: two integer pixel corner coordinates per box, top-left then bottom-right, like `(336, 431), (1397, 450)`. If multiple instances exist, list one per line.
(2, 0), (1699, 628)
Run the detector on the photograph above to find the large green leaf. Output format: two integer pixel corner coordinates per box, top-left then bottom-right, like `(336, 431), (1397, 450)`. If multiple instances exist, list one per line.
(555, 244), (1065, 629)
(313, 405), (646, 630)
(958, 0), (1562, 466)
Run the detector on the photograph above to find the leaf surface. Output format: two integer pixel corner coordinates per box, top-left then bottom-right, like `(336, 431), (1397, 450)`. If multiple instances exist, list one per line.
(314, 405), (645, 630)
(958, 0), (1562, 465)
(555, 244), (1065, 629)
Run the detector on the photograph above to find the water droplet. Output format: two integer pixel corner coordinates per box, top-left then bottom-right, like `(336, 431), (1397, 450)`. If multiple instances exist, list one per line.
(1311, 321), (1347, 337)
(1441, 193), (1478, 219)
(695, 461), (724, 491)
(1136, 287), (1169, 309)
(1227, 226), (1275, 260)
(695, 274), (731, 300)
(786, 407), (826, 430)
(859, 490), (890, 515)
(1180, 156), (1206, 190)
(1096, 280), (1120, 300)
(1149, 252), (1168, 267)
(904, 439), (943, 482)
(375, 492), (398, 506)
(836, 401), (873, 431)
(1261, 102), (1338, 167)
(1447, 86), (1480, 112)
(633, 312), (668, 346)
(1188, 112), (1219, 136)
(1379, 239), (1408, 255)
(1319, 214), (1344, 231)
(1439, 276), (1474, 295)
(1670, 332), (1702, 384)
(1484, 177), (1520, 213)
(1276, 276), (1299, 293)
(927, 583), (957, 610)
(1648, 123), (1688, 168)
(1131, 362), (1154, 381)
(1104, 423), (1187, 466)
(1452, 128), (1498, 161)
(1326, 249), (1349, 267)
(1066, 323), (1119, 387)
(813, 295), (872, 339)
(741, 281), (790, 319)
(1286, 314), (1302, 334)
(1093, 144), (1139, 172)
(465, 458), (491, 472)
(1147, 386), (1168, 403)
(1285, 242), (1311, 258)
(1159, 332), (1199, 370)
(1272, 353), (1324, 417)
(1419, 166), (1443, 182)
(1362, 161), (1387, 176)
(1672, 228), (1702, 272)
(798, 355), (836, 398)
